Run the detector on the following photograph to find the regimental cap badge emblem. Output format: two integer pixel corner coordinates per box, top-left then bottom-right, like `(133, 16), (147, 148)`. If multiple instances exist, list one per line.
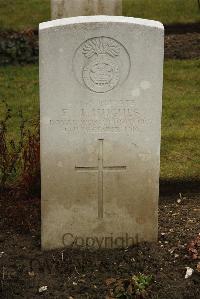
(82, 37), (120, 93)
(73, 37), (130, 93)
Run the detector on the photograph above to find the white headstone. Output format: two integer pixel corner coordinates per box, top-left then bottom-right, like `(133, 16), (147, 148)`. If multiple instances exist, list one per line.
(51, 0), (122, 19)
(40, 16), (164, 250)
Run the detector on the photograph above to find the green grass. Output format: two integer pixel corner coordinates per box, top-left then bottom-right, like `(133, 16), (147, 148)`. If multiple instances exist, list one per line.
(0, 65), (39, 139)
(0, 0), (199, 30)
(0, 60), (200, 181)
(161, 60), (200, 180)
(0, 0), (50, 30)
(123, 0), (200, 24)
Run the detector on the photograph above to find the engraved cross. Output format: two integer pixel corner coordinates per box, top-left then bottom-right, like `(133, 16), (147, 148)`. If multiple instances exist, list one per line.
(75, 139), (127, 219)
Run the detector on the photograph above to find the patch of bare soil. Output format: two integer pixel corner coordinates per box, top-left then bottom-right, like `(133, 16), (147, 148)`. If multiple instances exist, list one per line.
(165, 33), (200, 59)
(0, 191), (200, 298)
(165, 23), (200, 35)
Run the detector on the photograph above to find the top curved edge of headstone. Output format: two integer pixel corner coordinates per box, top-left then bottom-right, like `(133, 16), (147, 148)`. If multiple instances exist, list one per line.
(39, 15), (164, 31)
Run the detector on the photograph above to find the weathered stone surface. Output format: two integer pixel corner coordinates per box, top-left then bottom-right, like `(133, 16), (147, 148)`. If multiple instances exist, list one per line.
(51, 0), (122, 19)
(40, 16), (164, 250)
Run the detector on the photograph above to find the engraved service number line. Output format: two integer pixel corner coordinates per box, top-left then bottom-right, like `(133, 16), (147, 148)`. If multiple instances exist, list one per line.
(75, 139), (127, 219)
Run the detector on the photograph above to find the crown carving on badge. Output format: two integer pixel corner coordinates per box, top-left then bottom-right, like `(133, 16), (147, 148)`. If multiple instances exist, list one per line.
(82, 37), (120, 59)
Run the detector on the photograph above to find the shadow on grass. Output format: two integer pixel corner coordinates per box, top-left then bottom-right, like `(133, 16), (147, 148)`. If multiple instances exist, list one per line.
(160, 178), (200, 196)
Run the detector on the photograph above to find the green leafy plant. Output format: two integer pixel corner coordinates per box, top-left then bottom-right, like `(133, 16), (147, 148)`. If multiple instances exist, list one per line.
(132, 274), (153, 297)
(0, 30), (38, 66)
(106, 273), (153, 298)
